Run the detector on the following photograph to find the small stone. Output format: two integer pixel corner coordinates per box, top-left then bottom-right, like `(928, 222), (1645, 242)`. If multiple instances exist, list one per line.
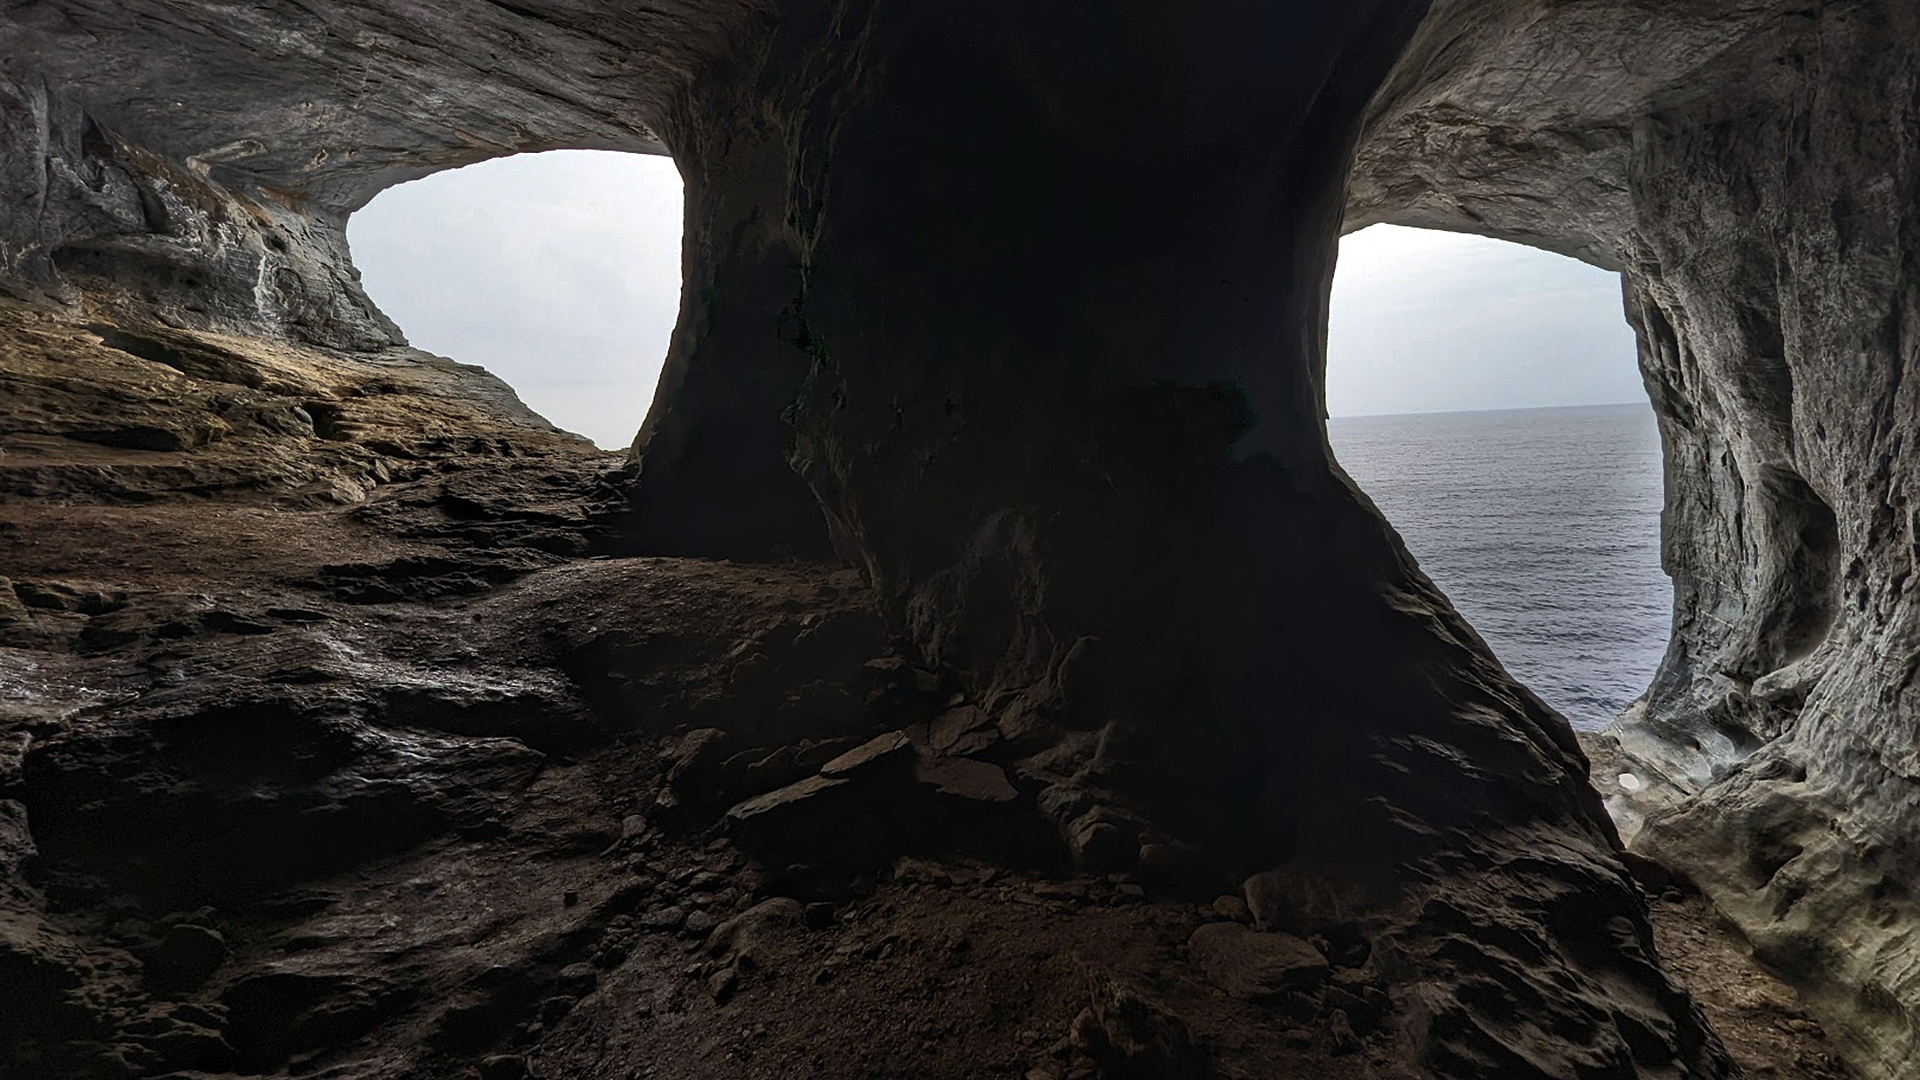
(914, 754), (1018, 802)
(893, 856), (955, 885)
(683, 910), (718, 936)
(930, 706), (999, 756)
(725, 775), (851, 827)
(803, 902), (836, 930)
(140, 923), (229, 994)
(708, 966), (739, 1004)
(1134, 842), (1181, 871)
(1067, 812), (1137, 874)
(642, 905), (688, 931)
(1033, 881), (1091, 904)
(1187, 923), (1329, 1001)
(599, 877), (657, 916)
(554, 962), (598, 997)
(1242, 867), (1368, 935)
(659, 728), (736, 814)
(1211, 895), (1252, 923)
(820, 730), (915, 777)
(1325, 1009), (1361, 1055)
(478, 1054), (530, 1080)
(1324, 985), (1386, 1032)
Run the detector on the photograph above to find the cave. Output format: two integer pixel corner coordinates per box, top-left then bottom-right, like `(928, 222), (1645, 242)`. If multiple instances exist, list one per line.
(2, 3), (1915, 1079)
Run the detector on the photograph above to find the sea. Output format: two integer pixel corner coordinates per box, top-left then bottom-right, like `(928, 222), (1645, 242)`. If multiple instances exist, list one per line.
(1327, 403), (1669, 732)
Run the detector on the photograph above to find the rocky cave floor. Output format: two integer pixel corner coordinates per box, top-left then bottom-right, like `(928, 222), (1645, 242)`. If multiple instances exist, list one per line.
(0, 300), (1856, 1078)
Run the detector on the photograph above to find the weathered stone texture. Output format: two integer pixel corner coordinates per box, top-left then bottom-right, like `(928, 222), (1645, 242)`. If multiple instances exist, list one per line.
(4, 0), (1916, 1075)
(1352, 3), (1920, 1072)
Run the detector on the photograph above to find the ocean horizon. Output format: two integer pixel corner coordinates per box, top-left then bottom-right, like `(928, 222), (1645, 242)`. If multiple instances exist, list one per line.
(1328, 401), (1668, 731)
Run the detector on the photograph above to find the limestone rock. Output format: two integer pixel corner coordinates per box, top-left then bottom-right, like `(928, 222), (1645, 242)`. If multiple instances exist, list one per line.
(703, 898), (803, 966)
(913, 754), (1017, 804)
(659, 728), (735, 814)
(8, 0), (1916, 1075)
(1067, 980), (1208, 1080)
(139, 922), (228, 995)
(819, 730), (914, 778)
(929, 706), (999, 757)
(1187, 923), (1329, 1002)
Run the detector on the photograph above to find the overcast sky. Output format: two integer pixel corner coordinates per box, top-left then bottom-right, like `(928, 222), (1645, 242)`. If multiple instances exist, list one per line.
(350, 151), (684, 450)
(349, 150), (1645, 449)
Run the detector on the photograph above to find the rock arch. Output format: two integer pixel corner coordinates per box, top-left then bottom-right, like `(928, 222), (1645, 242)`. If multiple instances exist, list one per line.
(3, 1), (1915, 1075)
(1354, 3), (1920, 1069)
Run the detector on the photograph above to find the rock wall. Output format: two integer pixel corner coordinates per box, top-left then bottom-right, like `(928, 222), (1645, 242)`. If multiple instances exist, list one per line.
(7, 0), (1916, 1075)
(1353, 1), (1920, 1072)
(0, 74), (400, 349)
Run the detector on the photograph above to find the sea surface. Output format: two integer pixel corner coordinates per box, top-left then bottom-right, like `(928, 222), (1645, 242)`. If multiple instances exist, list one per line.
(1327, 403), (1668, 731)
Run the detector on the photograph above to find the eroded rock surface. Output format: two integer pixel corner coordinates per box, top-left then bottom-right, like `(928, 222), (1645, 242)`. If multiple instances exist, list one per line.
(1, 0), (1914, 1076)
(1353, 3), (1920, 1072)
(0, 296), (1562, 1079)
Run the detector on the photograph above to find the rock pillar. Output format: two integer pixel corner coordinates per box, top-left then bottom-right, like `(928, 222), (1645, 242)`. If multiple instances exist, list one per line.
(652, 2), (1732, 1071)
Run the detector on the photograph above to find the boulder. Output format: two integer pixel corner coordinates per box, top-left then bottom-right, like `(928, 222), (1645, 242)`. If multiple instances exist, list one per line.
(658, 728), (735, 813)
(139, 923), (229, 995)
(1067, 979), (1208, 1080)
(1187, 923), (1329, 1002)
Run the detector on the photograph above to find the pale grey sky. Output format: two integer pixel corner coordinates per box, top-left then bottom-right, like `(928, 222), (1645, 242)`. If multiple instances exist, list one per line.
(349, 150), (1644, 449)
(1326, 224), (1643, 418)
(349, 151), (684, 449)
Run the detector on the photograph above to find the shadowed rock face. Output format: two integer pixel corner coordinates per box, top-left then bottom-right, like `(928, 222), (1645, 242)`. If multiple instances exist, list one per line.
(1355, 2), (1920, 1072)
(0, 0), (1911, 1076)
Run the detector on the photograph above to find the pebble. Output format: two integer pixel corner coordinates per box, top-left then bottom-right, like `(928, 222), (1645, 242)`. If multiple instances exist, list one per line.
(643, 905), (688, 931)
(708, 966), (739, 1003)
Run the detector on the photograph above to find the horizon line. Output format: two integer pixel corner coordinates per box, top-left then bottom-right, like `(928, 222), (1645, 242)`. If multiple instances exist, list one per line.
(1329, 400), (1645, 422)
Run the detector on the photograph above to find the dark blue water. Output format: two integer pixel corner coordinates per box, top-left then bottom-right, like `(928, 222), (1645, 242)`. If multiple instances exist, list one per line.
(1328, 403), (1668, 731)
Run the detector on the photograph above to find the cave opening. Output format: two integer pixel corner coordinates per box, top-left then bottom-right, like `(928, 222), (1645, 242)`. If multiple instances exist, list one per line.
(1324, 224), (1666, 731)
(345, 149), (685, 451)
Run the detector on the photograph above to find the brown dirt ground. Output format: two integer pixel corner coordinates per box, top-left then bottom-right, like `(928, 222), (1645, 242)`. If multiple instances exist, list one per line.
(0, 497), (1868, 1080)
(1646, 890), (1854, 1078)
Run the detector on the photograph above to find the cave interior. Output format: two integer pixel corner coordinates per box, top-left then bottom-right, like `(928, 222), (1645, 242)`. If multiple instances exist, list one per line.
(1, 1), (1917, 1078)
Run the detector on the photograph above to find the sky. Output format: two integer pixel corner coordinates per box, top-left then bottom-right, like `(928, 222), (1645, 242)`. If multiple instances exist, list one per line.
(1325, 224), (1643, 418)
(349, 151), (685, 450)
(349, 150), (1645, 449)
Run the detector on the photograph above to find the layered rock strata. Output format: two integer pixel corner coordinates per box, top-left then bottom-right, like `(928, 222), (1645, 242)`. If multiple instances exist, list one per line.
(2, 0), (1914, 1076)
